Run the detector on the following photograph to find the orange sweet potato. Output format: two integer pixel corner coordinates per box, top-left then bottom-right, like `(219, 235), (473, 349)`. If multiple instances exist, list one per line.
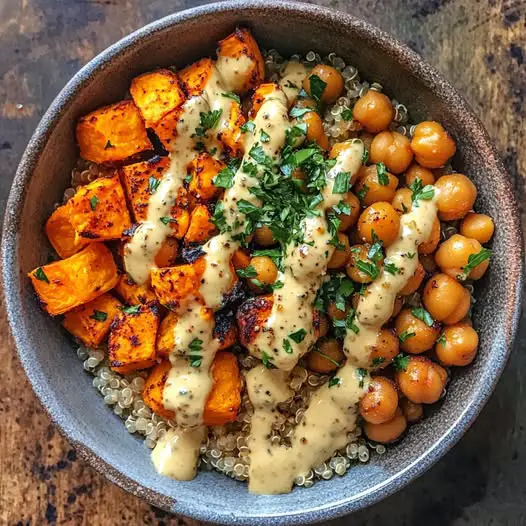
(151, 107), (184, 150)
(185, 205), (217, 245)
(203, 351), (242, 425)
(231, 249), (250, 271)
(45, 204), (86, 258)
(130, 69), (185, 127)
(188, 152), (224, 204)
(28, 243), (119, 316)
(213, 311), (238, 351)
(68, 174), (132, 243)
(115, 273), (157, 305)
(108, 303), (160, 373)
(76, 100), (152, 164)
(249, 83), (281, 118)
(143, 360), (175, 419)
(62, 293), (122, 347)
(216, 28), (265, 94)
(120, 157), (190, 239)
(220, 100), (245, 158)
(179, 58), (214, 97)
(236, 295), (274, 347)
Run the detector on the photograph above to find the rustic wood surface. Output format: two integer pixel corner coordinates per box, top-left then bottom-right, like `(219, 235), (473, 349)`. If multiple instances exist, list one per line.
(0, 0), (525, 524)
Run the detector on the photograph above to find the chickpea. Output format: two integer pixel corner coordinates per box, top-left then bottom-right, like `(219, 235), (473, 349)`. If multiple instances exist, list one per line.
(346, 244), (382, 283)
(313, 311), (330, 339)
(392, 188), (413, 214)
(154, 237), (179, 267)
(360, 377), (399, 424)
(303, 64), (344, 104)
(395, 308), (440, 354)
(352, 90), (394, 133)
(395, 356), (447, 404)
(418, 218), (441, 255)
(327, 232), (351, 269)
(460, 213), (494, 244)
(302, 111), (330, 150)
(434, 174), (477, 221)
(370, 328), (399, 369)
(357, 202), (401, 247)
(254, 225), (276, 247)
(435, 323), (478, 366)
(363, 407), (407, 443)
(306, 338), (344, 373)
(247, 256), (278, 292)
(231, 248), (250, 270)
(294, 96), (318, 110)
(420, 253), (438, 273)
(435, 234), (489, 280)
(355, 164), (399, 205)
(404, 163), (435, 187)
(370, 131), (414, 174)
(392, 295), (404, 318)
(400, 261), (425, 295)
(423, 273), (470, 323)
(359, 131), (375, 152)
(337, 192), (361, 231)
(410, 121), (456, 168)
(400, 398), (423, 423)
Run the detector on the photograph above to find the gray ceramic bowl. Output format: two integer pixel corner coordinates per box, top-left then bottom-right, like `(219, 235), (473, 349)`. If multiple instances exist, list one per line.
(2, 1), (523, 524)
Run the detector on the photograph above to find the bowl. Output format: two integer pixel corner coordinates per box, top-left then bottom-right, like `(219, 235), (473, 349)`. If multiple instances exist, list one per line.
(2, 1), (523, 524)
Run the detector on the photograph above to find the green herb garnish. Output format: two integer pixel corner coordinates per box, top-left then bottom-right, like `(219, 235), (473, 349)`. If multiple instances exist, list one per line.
(90, 310), (108, 322)
(409, 177), (435, 206)
(411, 307), (435, 327)
(356, 260), (380, 280)
(309, 74), (327, 101)
(34, 267), (49, 283)
(213, 166), (235, 189)
(398, 330), (416, 343)
(236, 265), (257, 279)
(457, 248), (492, 281)
(357, 368), (368, 388)
(283, 339), (293, 354)
(195, 109), (222, 137)
(221, 92), (240, 103)
(148, 176), (160, 194)
(89, 195), (99, 211)
(341, 109), (353, 121)
(120, 305), (141, 315)
(393, 353), (410, 371)
(376, 162), (389, 186)
(240, 120), (256, 133)
(332, 172), (350, 194)
(328, 376), (341, 388)
(289, 328), (307, 343)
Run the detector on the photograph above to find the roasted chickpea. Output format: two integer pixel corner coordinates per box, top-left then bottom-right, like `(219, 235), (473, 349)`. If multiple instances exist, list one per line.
(363, 408), (407, 443)
(359, 131), (375, 152)
(434, 174), (477, 221)
(395, 356), (447, 404)
(352, 90), (394, 133)
(154, 237), (179, 267)
(337, 192), (361, 231)
(392, 295), (404, 318)
(360, 377), (399, 424)
(314, 312), (330, 339)
(460, 213), (494, 244)
(435, 234), (489, 280)
(420, 253), (438, 273)
(370, 131), (414, 174)
(247, 256), (278, 292)
(327, 232), (351, 269)
(231, 248), (251, 270)
(254, 225), (276, 247)
(369, 328), (399, 369)
(392, 188), (413, 214)
(354, 164), (399, 205)
(302, 110), (330, 150)
(327, 302), (349, 321)
(346, 244), (382, 283)
(418, 218), (441, 255)
(435, 323), (478, 366)
(410, 121), (456, 168)
(400, 398), (423, 423)
(395, 308), (440, 354)
(399, 261), (425, 295)
(404, 163), (435, 187)
(306, 338), (344, 373)
(423, 273), (471, 323)
(303, 64), (344, 104)
(357, 202), (401, 247)
(294, 96), (318, 110)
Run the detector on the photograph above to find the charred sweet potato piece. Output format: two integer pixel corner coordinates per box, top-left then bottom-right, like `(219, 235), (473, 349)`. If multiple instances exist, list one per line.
(76, 100), (152, 164)
(219, 100), (245, 158)
(231, 249), (251, 271)
(62, 293), (122, 347)
(108, 303), (159, 373)
(185, 205), (216, 245)
(203, 351), (242, 425)
(236, 295), (274, 347)
(150, 258), (206, 309)
(156, 311), (178, 358)
(120, 157), (190, 238)
(154, 237), (179, 268)
(179, 58), (214, 97)
(68, 174), (131, 243)
(216, 28), (265, 94)
(115, 273), (157, 305)
(45, 204), (86, 258)
(214, 310), (238, 350)
(143, 360), (175, 419)
(249, 83), (281, 118)
(151, 107), (184, 150)
(28, 243), (119, 316)
(188, 152), (224, 204)
(130, 69), (186, 127)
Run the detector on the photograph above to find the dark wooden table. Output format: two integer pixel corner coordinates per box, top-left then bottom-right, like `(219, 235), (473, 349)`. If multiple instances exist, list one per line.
(1, 1), (525, 524)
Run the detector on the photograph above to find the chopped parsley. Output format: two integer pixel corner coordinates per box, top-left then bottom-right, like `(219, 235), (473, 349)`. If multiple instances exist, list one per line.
(309, 74), (327, 101)
(213, 166), (235, 189)
(367, 239), (384, 262)
(409, 177), (435, 206)
(195, 109), (222, 137)
(184, 174), (193, 184)
(332, 172), (350, 194)
(457, 248), (492, 281)
(398, 330), (416, 343)
(236, 265), (257, 279)
(376, 162), (389, 186)
(393, 353), (410, 371)
(188, 338), (203, 367)
(89, 195), (99, 211)
(104, 139), (114, 149)
(260, 129), (270, 143)
(411, 307), (435, 327)
(356, 260), (380, 280)
(34, 267), (49, 283)
(314, 273), (354, 313)
(362, 147), (369, 165)
(356, 184), (369, 201)
(252, 248), (283, 270)
(436, 333), (447, 346)
(371, 357), (385, 367)
(356, 368), (368, 388)
(160, 216), (176, 225)
(289, 106), (315, 119)
(221, 92), (240, 103)
(332, 309), (360, 339)
(249, 143), (272, 167)
(328, 376), (341, 388)
(384, 261), (400, 275)
(313, 348), (342, 368)
(261, 351), (274, 368)
(283, 339), (293, 354)
(240, 120), (256, 133)
(341, 109), (353, 121)
(120, 305), (141, 315)
(211, 201), (231, 234)
(333, 200), (351, 216)
(406, 252), (416, 259)
(289, 328), (307, 343)
(90, 310), (108, 322)
(148, 176), (161, 194)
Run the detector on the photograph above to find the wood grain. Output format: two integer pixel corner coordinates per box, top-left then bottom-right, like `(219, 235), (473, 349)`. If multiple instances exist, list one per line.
(0, 1), (524, 524)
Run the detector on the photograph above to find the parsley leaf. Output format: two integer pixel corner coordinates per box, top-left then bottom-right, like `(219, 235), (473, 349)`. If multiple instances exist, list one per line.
(221, 92), (240, 103)
(211, 201), (231, 234)
(411, 307), (435, 327)
(290, 106), (315, 119)
(160, 216), (176, 225)
(371, 357), (385, 367)
(120, 305), (141, 315)
(376, 162), (389, 186)
(241, 120), (256, 133)
(436, 333), (447, 346)
(332, 172), (350, 194)
(398, 330), (416, 343)
(213, 166), (235, 189)
(189, 338), (203, 353)
(328, 376), (341, 388)
(195, 109), (222, 137)
(283, 339), (293, 354)
(260, 129), (270, 143)
(356, 368), (368, 388)
(89, 195), (99, 211)
(236, 265), (257, 279)
(457, 248), (492, 281)
(357, 260), (379, 280)
(249, 143), (272, 167)
(409, 177), (435, 206)
(261, 351), (274, 368)
(341, 109), (353, 121)
(313, 348), (342, 368)
(34, 267), (49, 283)
(406, 252), (416, 259)
(104, 140), (114, 149)
(393, 353), (410, 371)
(148, 176), (161, 194)
(289, 328), (307, 343)
(356, 184), (369, 201)
(362, 148), (369, 165)
(309, 74), (327, 101)
(367, 240), (384, 262)
(90, 310), (107, 322)
(384, 261), (400, 275)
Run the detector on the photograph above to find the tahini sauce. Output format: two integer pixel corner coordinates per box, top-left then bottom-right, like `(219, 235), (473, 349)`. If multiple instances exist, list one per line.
(279, 61), (309, 107)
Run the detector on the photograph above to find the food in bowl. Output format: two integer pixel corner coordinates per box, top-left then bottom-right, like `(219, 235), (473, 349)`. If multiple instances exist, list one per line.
(27, 28), (493, 494)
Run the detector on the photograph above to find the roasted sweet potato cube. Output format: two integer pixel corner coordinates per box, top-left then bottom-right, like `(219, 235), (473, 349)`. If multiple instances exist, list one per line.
(143, 360), (175, 419)
(156, 311), (178, 358)
(203, 352), (242, 425)
(179, 58), (214, 97)
(151, 107), (183, 150)
(236, 295), (273, 347)
(150, 258), (206, 309)
(68, 174), (131, 243)
(115, 273), (157, 305)
(188, 153), (224, 204)
(28, 243), (119, 316)
(220, 101), (245, 158)
(130, 69), (185, 127)
(62, 293), (122, 347)
(45, 204), (86, 258)
(249, 83), (281, 119)
(108, 303), (159, 373)
(231, 249), (251, 270)
(185, 205), (216, 245)
(214, 311), (238, 351)
(216, 28), (265, 94)
(76, 100), (152, 164)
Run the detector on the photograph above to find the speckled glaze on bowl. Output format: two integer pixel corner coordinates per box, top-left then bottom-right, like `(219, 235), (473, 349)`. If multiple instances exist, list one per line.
(2, 1), (523, 524)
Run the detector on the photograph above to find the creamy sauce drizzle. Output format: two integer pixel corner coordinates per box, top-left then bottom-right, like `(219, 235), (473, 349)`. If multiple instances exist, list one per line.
(279, 61), (309, 107)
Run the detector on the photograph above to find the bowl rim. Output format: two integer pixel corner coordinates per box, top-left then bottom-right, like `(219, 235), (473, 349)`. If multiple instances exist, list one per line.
(2, 0), (524, 523)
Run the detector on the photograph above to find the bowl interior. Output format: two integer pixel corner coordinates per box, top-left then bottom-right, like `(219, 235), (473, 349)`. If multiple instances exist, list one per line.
(3, 2), (523, 524)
